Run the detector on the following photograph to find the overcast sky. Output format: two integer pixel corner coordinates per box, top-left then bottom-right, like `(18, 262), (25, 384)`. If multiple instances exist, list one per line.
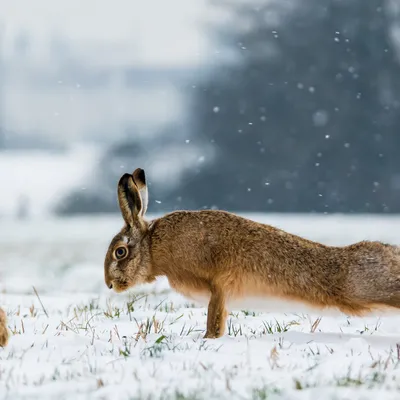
(0, 0), (208, 67)
(0, 0), (211, 142)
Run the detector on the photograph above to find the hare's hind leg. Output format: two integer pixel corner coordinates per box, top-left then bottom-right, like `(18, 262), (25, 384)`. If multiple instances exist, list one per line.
(362, 283), (400, 314)
(0, 308), (8, 347)
(204, 285), (227, 339)
(371, 275), (400, 311)
(379, 294), (400, 310)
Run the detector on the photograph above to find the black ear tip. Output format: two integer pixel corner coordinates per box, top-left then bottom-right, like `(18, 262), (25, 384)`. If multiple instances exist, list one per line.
(137, 168), (146, 183)
(118, 173), (133, 186)
(133, 168), (146, 185)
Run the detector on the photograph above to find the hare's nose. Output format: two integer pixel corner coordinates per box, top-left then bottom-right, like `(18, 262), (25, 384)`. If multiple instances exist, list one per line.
(105, 272), (113, 289)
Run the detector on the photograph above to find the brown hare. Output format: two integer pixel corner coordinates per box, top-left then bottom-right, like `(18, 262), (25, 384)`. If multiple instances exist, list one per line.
(104, 168), (400, 338)
(0, 308), (8, 347)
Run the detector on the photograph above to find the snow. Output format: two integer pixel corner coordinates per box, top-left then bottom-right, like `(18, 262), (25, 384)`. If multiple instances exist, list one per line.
(0, 146), (99, 218)
(1, 213), (400, 399)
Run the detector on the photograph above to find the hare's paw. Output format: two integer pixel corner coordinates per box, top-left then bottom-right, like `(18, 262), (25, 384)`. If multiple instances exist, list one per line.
(0, 330), (8, 347)
(203, 330), (222, 339)
(0, 309), (8, 347)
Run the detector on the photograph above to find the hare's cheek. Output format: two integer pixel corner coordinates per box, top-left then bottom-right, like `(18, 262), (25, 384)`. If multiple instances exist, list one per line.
(110, 262), (123, 278)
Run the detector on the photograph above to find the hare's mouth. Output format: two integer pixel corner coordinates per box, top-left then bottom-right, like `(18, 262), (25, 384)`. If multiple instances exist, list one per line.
(112, 279), (130, 293)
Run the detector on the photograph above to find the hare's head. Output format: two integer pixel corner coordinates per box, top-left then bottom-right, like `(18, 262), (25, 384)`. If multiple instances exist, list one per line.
(104, 168), (154, 293)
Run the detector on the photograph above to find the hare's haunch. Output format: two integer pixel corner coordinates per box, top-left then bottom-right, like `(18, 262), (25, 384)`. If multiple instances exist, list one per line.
(104, 168), (400, 338)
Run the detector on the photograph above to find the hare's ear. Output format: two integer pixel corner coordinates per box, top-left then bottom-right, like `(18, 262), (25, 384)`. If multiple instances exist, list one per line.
(117, 173), (143, 227)
(132, 168), (148, 217)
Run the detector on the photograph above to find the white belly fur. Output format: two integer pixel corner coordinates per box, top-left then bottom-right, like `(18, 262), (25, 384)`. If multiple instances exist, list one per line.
(186, 293), (345, 316)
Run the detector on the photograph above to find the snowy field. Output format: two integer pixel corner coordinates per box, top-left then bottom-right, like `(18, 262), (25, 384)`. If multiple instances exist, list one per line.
(1, 213), (400, 400)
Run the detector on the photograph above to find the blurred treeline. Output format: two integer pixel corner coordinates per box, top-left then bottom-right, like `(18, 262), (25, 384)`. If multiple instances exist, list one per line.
(4, 0), (400, 215)
(179, 0), (400, 214)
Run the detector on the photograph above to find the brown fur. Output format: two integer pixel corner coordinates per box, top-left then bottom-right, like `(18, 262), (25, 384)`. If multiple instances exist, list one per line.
(0, 308), (8, 347)
(104, 168), (400, 338)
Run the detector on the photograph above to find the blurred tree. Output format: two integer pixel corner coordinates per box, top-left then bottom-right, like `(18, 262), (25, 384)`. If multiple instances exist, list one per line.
(14, 30), (31, 58)
(55, 139), (148, 215)
(55, 126), (192, 215)
(183, 0), (400, 213)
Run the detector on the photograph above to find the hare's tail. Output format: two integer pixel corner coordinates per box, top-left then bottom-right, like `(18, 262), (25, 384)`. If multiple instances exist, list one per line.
(0, 308), (8, 347)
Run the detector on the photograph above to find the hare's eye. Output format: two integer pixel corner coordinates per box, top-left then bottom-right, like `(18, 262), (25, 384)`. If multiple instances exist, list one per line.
(115, 247), (127, 260)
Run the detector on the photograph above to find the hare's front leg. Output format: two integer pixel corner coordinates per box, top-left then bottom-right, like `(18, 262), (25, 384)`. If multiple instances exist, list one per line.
(204, 285), (227, 339)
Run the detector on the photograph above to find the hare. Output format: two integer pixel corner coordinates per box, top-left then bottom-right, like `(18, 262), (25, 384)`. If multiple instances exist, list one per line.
(0, 308), (8, 347)
(104, 168), (400, 338)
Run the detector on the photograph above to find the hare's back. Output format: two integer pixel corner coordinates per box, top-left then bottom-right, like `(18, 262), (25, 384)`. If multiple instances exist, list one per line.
(150, 210), (237, 257)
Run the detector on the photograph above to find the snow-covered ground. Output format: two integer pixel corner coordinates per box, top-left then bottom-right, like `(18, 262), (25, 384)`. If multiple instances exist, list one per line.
(1, 213), (400, 400)
(0, 146), (100, 218)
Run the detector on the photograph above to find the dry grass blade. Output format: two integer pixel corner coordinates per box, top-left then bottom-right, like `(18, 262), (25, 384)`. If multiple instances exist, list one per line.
(310, 317), (322, 333)
(32, 286), (49, 318)
(270, 345), (280, 369)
